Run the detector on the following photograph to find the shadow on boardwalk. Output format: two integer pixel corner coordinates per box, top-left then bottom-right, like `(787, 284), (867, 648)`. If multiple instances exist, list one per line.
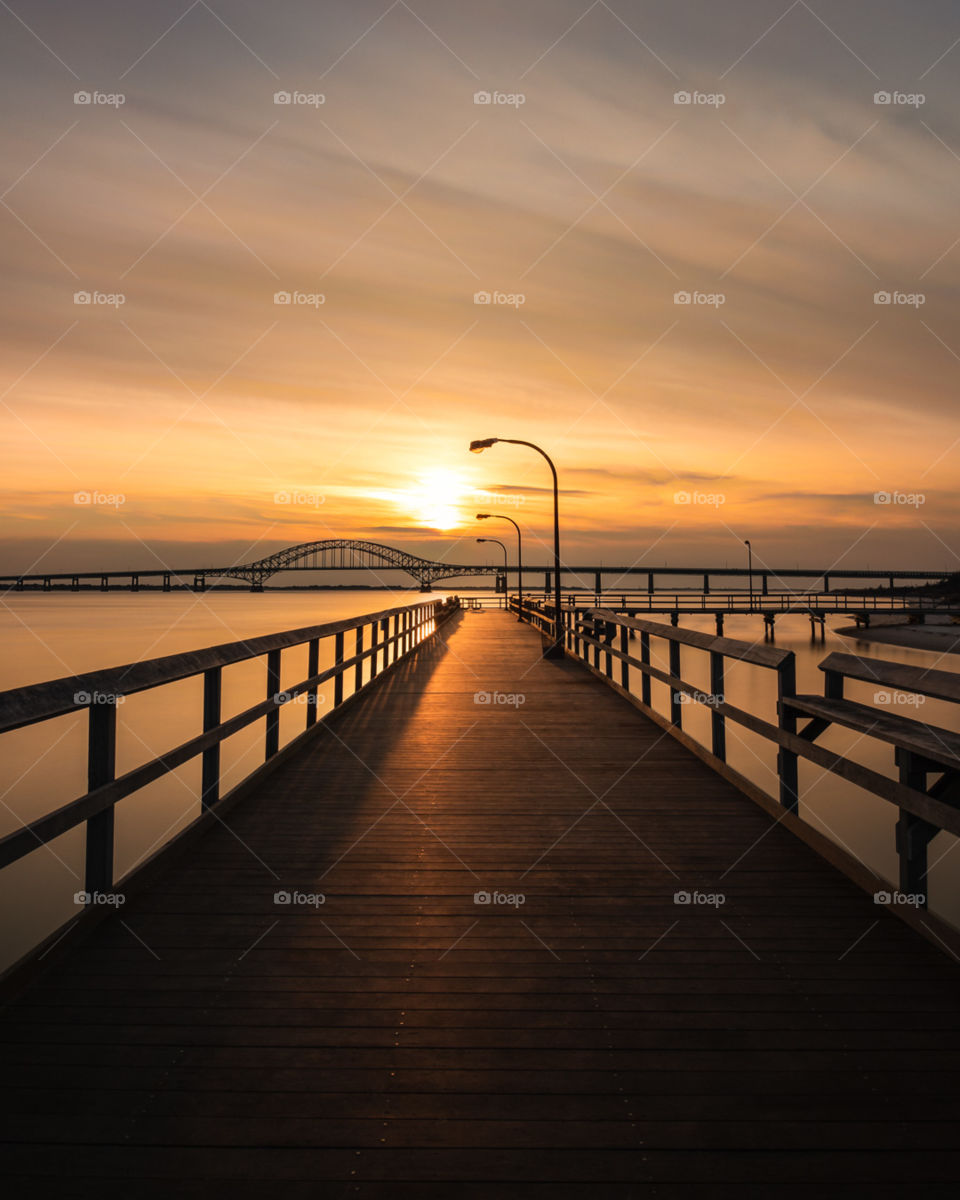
(1, 610), (959, 1195)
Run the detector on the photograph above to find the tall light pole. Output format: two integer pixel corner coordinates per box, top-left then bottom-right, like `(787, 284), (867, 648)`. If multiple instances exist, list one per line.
(477, 512), (523, 619)
(745, 539), (753, 612)
(476, 537), (507, 607)
(470, 437), (563, 657)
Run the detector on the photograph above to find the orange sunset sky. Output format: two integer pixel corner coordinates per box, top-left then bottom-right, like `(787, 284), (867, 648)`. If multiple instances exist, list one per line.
(1, 0), (958, 578)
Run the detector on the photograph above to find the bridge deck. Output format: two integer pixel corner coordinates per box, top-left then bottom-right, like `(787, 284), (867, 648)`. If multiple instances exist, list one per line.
(2, 611), (959, 1195)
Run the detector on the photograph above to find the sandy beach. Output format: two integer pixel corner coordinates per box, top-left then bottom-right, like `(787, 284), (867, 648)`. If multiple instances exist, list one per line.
(834, 616), (960, 656)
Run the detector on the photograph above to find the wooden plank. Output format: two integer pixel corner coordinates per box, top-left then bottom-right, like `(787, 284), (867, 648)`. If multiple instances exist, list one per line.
(788, 694), (960, 770)
(818, 651), (960, 704)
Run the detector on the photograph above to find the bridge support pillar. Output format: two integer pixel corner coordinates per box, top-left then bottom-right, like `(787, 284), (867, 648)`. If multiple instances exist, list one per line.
(43, 576), (51, 591)
(15, 578), (23, 591)
(715, 613), (724, 636)
(822, 574), (830, 592)
(703, 573), (709, 595)
(100, 575), (108, 592)
(131, 574), (139, 592)
(761, 574), (768, 596)
(647, 572), (654, 594)
(670, 611), (679, 627)
(162, 574), (171, 592)
(419, 580), (433, 593)
(71, 576), (80, 592)
(763, 613), (776, 640)
(809, 613), (825, 642)
(193, 575), (206, 592)
(594, 571), (602, 601)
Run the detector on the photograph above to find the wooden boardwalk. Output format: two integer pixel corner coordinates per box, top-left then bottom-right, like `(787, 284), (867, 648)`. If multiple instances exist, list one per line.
(2, 610), (959, 1196)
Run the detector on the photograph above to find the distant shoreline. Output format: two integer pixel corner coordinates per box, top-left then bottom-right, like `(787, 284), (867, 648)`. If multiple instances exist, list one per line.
(834, 619), (960, 657)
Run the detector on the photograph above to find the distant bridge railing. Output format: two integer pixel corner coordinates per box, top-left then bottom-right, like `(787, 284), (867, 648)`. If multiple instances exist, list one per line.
(0, 597), (460, 978)
(521, 599), (960, 912)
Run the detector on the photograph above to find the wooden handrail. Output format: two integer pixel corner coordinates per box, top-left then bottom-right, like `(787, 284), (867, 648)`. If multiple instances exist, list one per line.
(817, 651), (960, 704)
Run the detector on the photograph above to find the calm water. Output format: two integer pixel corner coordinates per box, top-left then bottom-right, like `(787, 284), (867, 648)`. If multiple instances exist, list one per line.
(0, 590), (957, 972)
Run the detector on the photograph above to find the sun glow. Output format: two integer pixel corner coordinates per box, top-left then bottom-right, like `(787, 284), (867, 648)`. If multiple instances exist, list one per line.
(405, 469), (468, 530)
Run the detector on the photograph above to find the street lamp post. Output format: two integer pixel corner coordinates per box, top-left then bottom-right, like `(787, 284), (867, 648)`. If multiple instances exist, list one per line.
(745, 539), (754, 612)
(470, 437), (563, 657)
(477, 512), (523, 619)
(476, 537), (508, 608)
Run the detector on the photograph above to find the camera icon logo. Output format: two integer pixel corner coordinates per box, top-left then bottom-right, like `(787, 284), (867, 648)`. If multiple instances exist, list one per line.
(673, 890), (691, 904)
(874, 91), (891, 105)
(474, 91), (492, 105)
(474, 890), (492, 904)
(274, 291), (291, 304)
(673, 491), (691, 504)
(74, 291), (92, 304)
(674, 91), (692, 105)
(873, 491), (891, 504)
(474, 291), (491, 304)
(273, 890), (291, 904)
(274, 91), (292, 105)
(73, 891), (91, 905)
(74, 91), (91, 105)
(874, 291), (891, 305)
(873, 890), (891, 904)
(473, 691), (491, 704)
(673, 290), (691, 304)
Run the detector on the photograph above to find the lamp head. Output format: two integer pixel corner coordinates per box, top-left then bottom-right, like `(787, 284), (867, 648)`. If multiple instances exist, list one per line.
(476, 538), (488, 544)
(469, 438), (498, 453)
(476, 512), (492, 520)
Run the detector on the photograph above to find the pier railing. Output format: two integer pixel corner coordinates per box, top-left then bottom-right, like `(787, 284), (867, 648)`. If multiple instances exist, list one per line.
(512, 598), (960, 905)
(0, 599), (460, 916)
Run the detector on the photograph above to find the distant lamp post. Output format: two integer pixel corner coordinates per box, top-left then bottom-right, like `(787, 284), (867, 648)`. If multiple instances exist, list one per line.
(745, 539), (754, 611)
(477, 512), (523, 619)
(470, 438), (563, 656)
(476, 537), (507, 607)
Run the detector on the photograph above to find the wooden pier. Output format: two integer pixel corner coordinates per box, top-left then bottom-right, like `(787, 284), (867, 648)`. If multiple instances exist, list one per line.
(2, 608), (960, 1193)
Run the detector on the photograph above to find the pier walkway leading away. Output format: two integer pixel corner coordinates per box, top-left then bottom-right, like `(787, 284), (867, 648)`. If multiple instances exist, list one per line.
(2, 609), (960, 1194)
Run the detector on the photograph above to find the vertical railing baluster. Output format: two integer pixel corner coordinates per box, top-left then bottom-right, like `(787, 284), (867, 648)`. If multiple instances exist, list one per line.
(619, 624), (628, 690)
(266, 649), (281, 759)
(202, 666), (222, 808)
(777, 654), (798, 812)
(669, 640), (682, 727)
(306, 638), (319, 728)
(371, 620), (379, 680)
(380, 617), (389, 670)
(710, 650), (725, 762)
(640, 631), (651, 706)
(85, 702), (117, 897)
(355, 626), (363, 694)
(334, 631), (344, 706)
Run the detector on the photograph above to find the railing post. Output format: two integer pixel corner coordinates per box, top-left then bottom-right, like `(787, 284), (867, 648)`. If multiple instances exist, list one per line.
(380, 617), (390, 669)
(370, 621), (379, 680)
(710, 650), (725, 762)
(896, 751), (934, 903)
(640, 631), (651, 706)
(201, 666), (222, 808)
(266, 648), (281, 759)
(669, 640), (682, 727)
(334, 631), (344, 706)
(355, 626), (364, 694)
(605, 621), (614, 678)
(619, 624), (628, 690)
(777, 655), (798, 812)
(306, 638), (319, 728)
(85, 702), (117, 896)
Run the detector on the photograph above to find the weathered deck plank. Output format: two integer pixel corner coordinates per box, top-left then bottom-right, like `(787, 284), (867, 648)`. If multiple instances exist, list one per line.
(1, 610), (959, 1191)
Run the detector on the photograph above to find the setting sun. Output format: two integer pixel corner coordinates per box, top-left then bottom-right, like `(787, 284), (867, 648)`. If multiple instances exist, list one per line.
(404, 469), (468, 531)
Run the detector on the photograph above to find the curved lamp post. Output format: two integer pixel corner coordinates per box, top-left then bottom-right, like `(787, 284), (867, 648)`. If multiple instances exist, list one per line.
(476, 537), (507, 608)
(477, 512), (523, 619)
(470, 437), (563, 657)
(745, 539), (754, 612)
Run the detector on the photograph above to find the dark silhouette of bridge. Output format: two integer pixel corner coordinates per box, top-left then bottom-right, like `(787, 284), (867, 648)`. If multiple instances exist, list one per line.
(0, 537), (954, 595)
